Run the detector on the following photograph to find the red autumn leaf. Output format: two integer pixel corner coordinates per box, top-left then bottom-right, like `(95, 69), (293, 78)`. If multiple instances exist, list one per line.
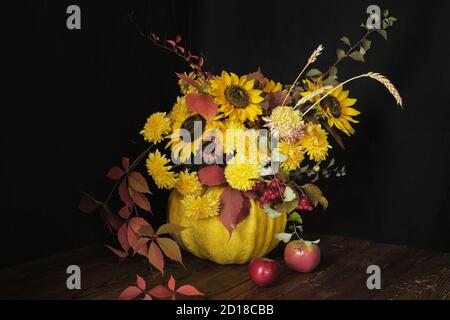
(129, 188), (152, 212)
(78, 193), (101, 213)
(156, 223), (185, 236)
(197, 165), (226, 186)
(121, 157), (130, 171)
(128, 171), (151, 194)
(129, 217), (153, 234)
(118, 286), (142, 300)
(105, 245), (128, 258)
(166, 39), (176, 46)
(119, 179), (134, 208)
(136, 275), (146, 291)
(236, 196), (251, 225)
(198, 56), (204, 67)
(175, 73), (201, 91)
(157, 238), (183, 265)
(148, 285), (172, 299)
(132, 238), (150, 257)
(118, 223), (129, 252)
(100, 207), (123, 232)
(176, 46), (185, 53)
(175, 35), (182, 43)
(168, 275), (176, 291)
(219, 187), (244, 235)
(143, 294), (152, 300)
(185, 93), (218, 123)
(106, 166), (125, 180)
(148, 241), (164, 274)
(118, 206), (131, 220)
(261, 91), (292, 110)
(176, 285), (204, 296)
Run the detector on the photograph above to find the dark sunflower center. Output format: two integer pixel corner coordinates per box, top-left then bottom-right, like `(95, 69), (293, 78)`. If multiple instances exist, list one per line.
(181, 114), (205, 140)
(321, 96), (341, 118)
(224, 85), (249, 108)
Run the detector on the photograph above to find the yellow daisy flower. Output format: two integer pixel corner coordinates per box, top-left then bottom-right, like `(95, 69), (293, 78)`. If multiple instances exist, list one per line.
(302, 79), (361, 136)
(224, 157), (260, 191)
(278, 140), (305, 171)
(181, 190), (221, 219)
(175, 169), (203, 196)
(168, 96), (189, 124)
(300, 123), (331, 162)
(263, 106), (305, 142)
(140, 112), (171, 144)
(209, 71), (264, 122)
(146, 150), (178, 189)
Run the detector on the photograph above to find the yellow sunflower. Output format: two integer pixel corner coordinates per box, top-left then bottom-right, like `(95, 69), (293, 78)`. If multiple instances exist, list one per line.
(146, 150), (178, 189)
(278, 140), (305, 171)
(175, 169), (203, 196)
(166, 111), (205, 163)
(302, 79), (360, 136)
(181, 189), (221, 219)
(300, 123), (331, 162)
(168, 96), (189, 124)
(209, 71), (264, 122)
(140, 112), (171, 144)
(224, 157), (260, 191)
(263, 80), (283, 93)
(178, 71), (197, 94)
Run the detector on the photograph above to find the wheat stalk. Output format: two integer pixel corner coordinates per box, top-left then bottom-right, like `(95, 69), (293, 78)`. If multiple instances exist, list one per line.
(294, 86), (332, 110)
(366, 72), (403, 107)
(281, 44), (324, 107)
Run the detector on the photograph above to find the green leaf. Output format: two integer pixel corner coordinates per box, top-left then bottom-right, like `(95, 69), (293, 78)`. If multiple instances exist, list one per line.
(329, 66), (338, 79)
(383, 9), (389, 17)
(340, 37), (351, 47)
(289, 211), (303, 224)
(275, 232), (293, 243)
(377, 29), (388, 40)
(359, 47), (366, 56)
(336, 48), (346, 60)
(349, 51), (365, 62)
(306, 68), (322, 78)
(362, 39), (372, 51)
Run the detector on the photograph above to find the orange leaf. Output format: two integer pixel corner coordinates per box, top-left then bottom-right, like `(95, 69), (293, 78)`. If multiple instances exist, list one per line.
(157, 237), (183, 264)
(148, 241), (164, 274)
(121, 157), (130, 171)
(176, 73), (201, 91)
(118, 206), (131, 220)
(129, 188), (152, 212)
(148, 285), (172, 299)
(176, 285), (204, 296)
(118, 223), (129, 252)
(168, 275), (176, 291)
(219, 187), (244, 235)
(119, 179), (134, 208)
(128, 171), (151, 194)
(118, 286), (141, 300)
(106, 166), (124, 180)
(185, 93), (218, 122)
(197, 165), (226, 186)
(129, 217), (153, 234)
(136, 275), (146, 291)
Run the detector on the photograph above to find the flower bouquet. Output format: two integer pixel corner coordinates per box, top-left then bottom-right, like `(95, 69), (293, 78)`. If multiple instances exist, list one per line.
(80, 10), (402, 296)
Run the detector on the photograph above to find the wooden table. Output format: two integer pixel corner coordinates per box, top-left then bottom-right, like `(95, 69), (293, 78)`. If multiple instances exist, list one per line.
(0, 235), (449, 299)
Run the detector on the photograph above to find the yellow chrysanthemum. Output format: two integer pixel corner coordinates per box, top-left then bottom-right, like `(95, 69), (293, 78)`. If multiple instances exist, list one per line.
(178, 72), (197, 94)
(224, 157), (260, 191)
(168, 96), (189, 124)
(263, 80), (283, 93)
(175, 169), (203, 196)
(181, 190), (221, 219)
(140, 112), (171, 144)
(264, 106), (305, 142)
(209, 71), (264, 122)
(300, 123), (331, 162)
(146, 150), (178, 189)
(302, 79), (360, 136)
(278, 140), (305, 171)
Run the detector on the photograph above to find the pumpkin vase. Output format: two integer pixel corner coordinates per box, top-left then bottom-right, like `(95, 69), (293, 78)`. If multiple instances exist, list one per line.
(167, 187), (287, 265)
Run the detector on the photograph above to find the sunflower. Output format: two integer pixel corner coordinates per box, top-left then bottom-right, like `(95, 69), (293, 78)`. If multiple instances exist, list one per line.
(300, 123), (331, 162)
(224, 157), (260, 191)
(178, 71), (197, 94)
(167, 111), (205, 163)
(209, 71), (264, 122)
(263, 80), (283, 93)
(168, 96), (189, 124)
(181, 190), (221, 219)
(302, 79), (360, 136)
(146, 150), (178, 189)
(175, 169), (204, 196)
(140, 112), (171, 144)
(278, 140), (305, 171)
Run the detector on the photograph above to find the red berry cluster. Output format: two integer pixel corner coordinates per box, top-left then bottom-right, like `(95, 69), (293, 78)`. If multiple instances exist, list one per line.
(253, 179), (285, 208)
(298, 195), (314, 212)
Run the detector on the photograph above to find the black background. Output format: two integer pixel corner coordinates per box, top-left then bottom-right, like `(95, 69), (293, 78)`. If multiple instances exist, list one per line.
(4, 0), (449, 268)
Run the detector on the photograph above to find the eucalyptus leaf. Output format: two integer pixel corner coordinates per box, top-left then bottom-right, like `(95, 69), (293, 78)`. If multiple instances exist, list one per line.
(263, 203), (283, 218)
(349, 51), (365, 62)
(340, 36), (351, 47)
(283, 186), (297, 202)
(275, 232), (293, 243)
(336, 48), (346, 60)
(362, 39), (372, 51)
(306, 68), (322, 78)
(377, 29), (388, 40)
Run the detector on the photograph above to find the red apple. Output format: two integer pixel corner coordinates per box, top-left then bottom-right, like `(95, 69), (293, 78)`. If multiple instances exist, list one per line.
(248, 257), (281, 287)
(284, 240), (321, 273)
